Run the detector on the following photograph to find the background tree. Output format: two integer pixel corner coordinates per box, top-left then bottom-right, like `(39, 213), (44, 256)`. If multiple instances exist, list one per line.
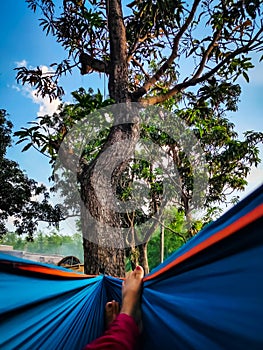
(0, 109), (62, 238)
(0, 230), (83, 259)
(15, 0), (263, 276)
(147, 206), (200, 271)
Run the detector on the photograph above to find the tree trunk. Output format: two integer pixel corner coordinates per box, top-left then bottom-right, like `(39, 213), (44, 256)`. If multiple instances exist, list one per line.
(107, 0), (130, 103)
(80, 0), (140, 277)
(127, 246), (139, 271)
(160, 224), (164, 264)
(80, 122), (139, 276)
(83, 238), (125, 276)
(138, 242), (149, 275)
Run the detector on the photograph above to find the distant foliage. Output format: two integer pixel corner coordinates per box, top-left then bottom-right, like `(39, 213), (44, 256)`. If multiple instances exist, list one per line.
(0, 231), (84, 261)
(147, 207), (203, 270)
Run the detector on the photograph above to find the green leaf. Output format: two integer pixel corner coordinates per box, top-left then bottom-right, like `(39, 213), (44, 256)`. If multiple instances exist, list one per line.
(243, 71), (249, 83)
(22, 143), (33, 152)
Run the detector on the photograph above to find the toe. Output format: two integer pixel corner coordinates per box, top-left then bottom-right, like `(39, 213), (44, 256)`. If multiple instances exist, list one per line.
(105, 301), (113, 313)
(134, 265), (144, 279)
(112, 301), (119, 315)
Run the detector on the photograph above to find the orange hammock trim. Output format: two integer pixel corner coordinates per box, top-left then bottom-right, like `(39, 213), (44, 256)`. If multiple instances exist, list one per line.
(144, 203), (263, 282)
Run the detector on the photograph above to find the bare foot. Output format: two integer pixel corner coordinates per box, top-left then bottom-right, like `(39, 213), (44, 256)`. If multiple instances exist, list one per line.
(105, 300), (120, 329)
(120, 265), (144, 323)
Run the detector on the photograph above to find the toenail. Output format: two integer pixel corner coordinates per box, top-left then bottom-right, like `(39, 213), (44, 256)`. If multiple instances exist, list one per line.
(136, 266), (141, 270)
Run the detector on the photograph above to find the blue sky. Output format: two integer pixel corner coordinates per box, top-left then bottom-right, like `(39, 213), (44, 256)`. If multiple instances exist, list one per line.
(1, 1), (104, 181)
(1, 0), (263, 211)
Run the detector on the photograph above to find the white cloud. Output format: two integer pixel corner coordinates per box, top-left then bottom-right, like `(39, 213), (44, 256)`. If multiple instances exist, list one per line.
(236, 164), (263, 203)
(30, 88), (61, 117)
(246, 165), (263, 187)
(41, 65), (52, 74)
(11, 84), (21, 92)
(13, 64), (61, 117)
(15, 59), (28, 67)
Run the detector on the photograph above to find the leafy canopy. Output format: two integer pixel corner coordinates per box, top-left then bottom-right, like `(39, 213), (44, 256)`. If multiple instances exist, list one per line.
(16, 0), (263, 103)
(0, 109), (62, 238)
(15, 86), (263, 222)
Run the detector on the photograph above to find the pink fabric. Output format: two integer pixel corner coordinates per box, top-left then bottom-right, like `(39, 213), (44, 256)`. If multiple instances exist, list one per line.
(84, 313), (140, 350)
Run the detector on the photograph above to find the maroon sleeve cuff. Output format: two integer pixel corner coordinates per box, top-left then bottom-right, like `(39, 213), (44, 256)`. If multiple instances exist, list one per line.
(84, 313), (140, 350)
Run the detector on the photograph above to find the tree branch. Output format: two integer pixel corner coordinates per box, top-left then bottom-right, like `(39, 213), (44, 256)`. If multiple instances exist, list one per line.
(142, 27), (263, 105)
(131, 0), (201, 101)
(79, 52), (109, 75)
(140, 214), (163, 244)
(153, 216), (187, 243)
(58, 142), (80, 173)
(130, 56), (150, 78)
(191, 30), (222, 80)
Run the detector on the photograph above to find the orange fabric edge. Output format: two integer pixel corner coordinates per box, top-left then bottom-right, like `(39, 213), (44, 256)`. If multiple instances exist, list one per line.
(143, 204), (263, 282)
(18, 264), (95, 278)
(0, 259), (125, 280)
(1, 262), (95, 279)
(17, 265), (126, 280)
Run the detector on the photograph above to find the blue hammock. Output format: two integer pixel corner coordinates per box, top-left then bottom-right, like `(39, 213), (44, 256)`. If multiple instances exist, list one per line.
(1, 184), (263, 350)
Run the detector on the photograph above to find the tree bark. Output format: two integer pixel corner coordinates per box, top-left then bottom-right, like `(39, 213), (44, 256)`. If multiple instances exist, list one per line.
(82, 238), (125, 276)
(107, 0), (130, 103)
(80, 122), (139, 276)
(138, 242), (149, 275)
(80, 0), (141, 277)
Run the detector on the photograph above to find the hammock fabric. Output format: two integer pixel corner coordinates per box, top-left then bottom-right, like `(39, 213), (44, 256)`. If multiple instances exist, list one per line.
(1, 184), (263, 350)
